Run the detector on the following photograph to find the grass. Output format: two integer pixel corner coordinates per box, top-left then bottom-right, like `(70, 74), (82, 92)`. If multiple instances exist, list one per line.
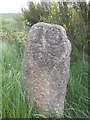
(1, 13), (89, 118)
(64, 60), (88, 118)
(1, 41), (33, 118)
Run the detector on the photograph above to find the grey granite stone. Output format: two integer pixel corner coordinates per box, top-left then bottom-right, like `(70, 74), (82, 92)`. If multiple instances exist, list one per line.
(22, 22), (71, 117)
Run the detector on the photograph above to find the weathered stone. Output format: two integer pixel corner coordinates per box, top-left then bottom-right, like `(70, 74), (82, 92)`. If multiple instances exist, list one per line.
(22, 22), (71, 117)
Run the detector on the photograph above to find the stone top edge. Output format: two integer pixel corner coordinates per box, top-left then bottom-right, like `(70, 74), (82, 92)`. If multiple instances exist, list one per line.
(31, 22), (66, 32)
(28, 22), (71, 50)
(31, 22), (63, 27)
(28, 22), (71, 46)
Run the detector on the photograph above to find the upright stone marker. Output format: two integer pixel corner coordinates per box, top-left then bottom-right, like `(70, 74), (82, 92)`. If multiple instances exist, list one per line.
(22, 22), (71, 117)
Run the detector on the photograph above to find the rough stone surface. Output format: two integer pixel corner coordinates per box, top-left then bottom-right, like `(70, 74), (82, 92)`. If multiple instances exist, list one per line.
(22, 22), (71, 117)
